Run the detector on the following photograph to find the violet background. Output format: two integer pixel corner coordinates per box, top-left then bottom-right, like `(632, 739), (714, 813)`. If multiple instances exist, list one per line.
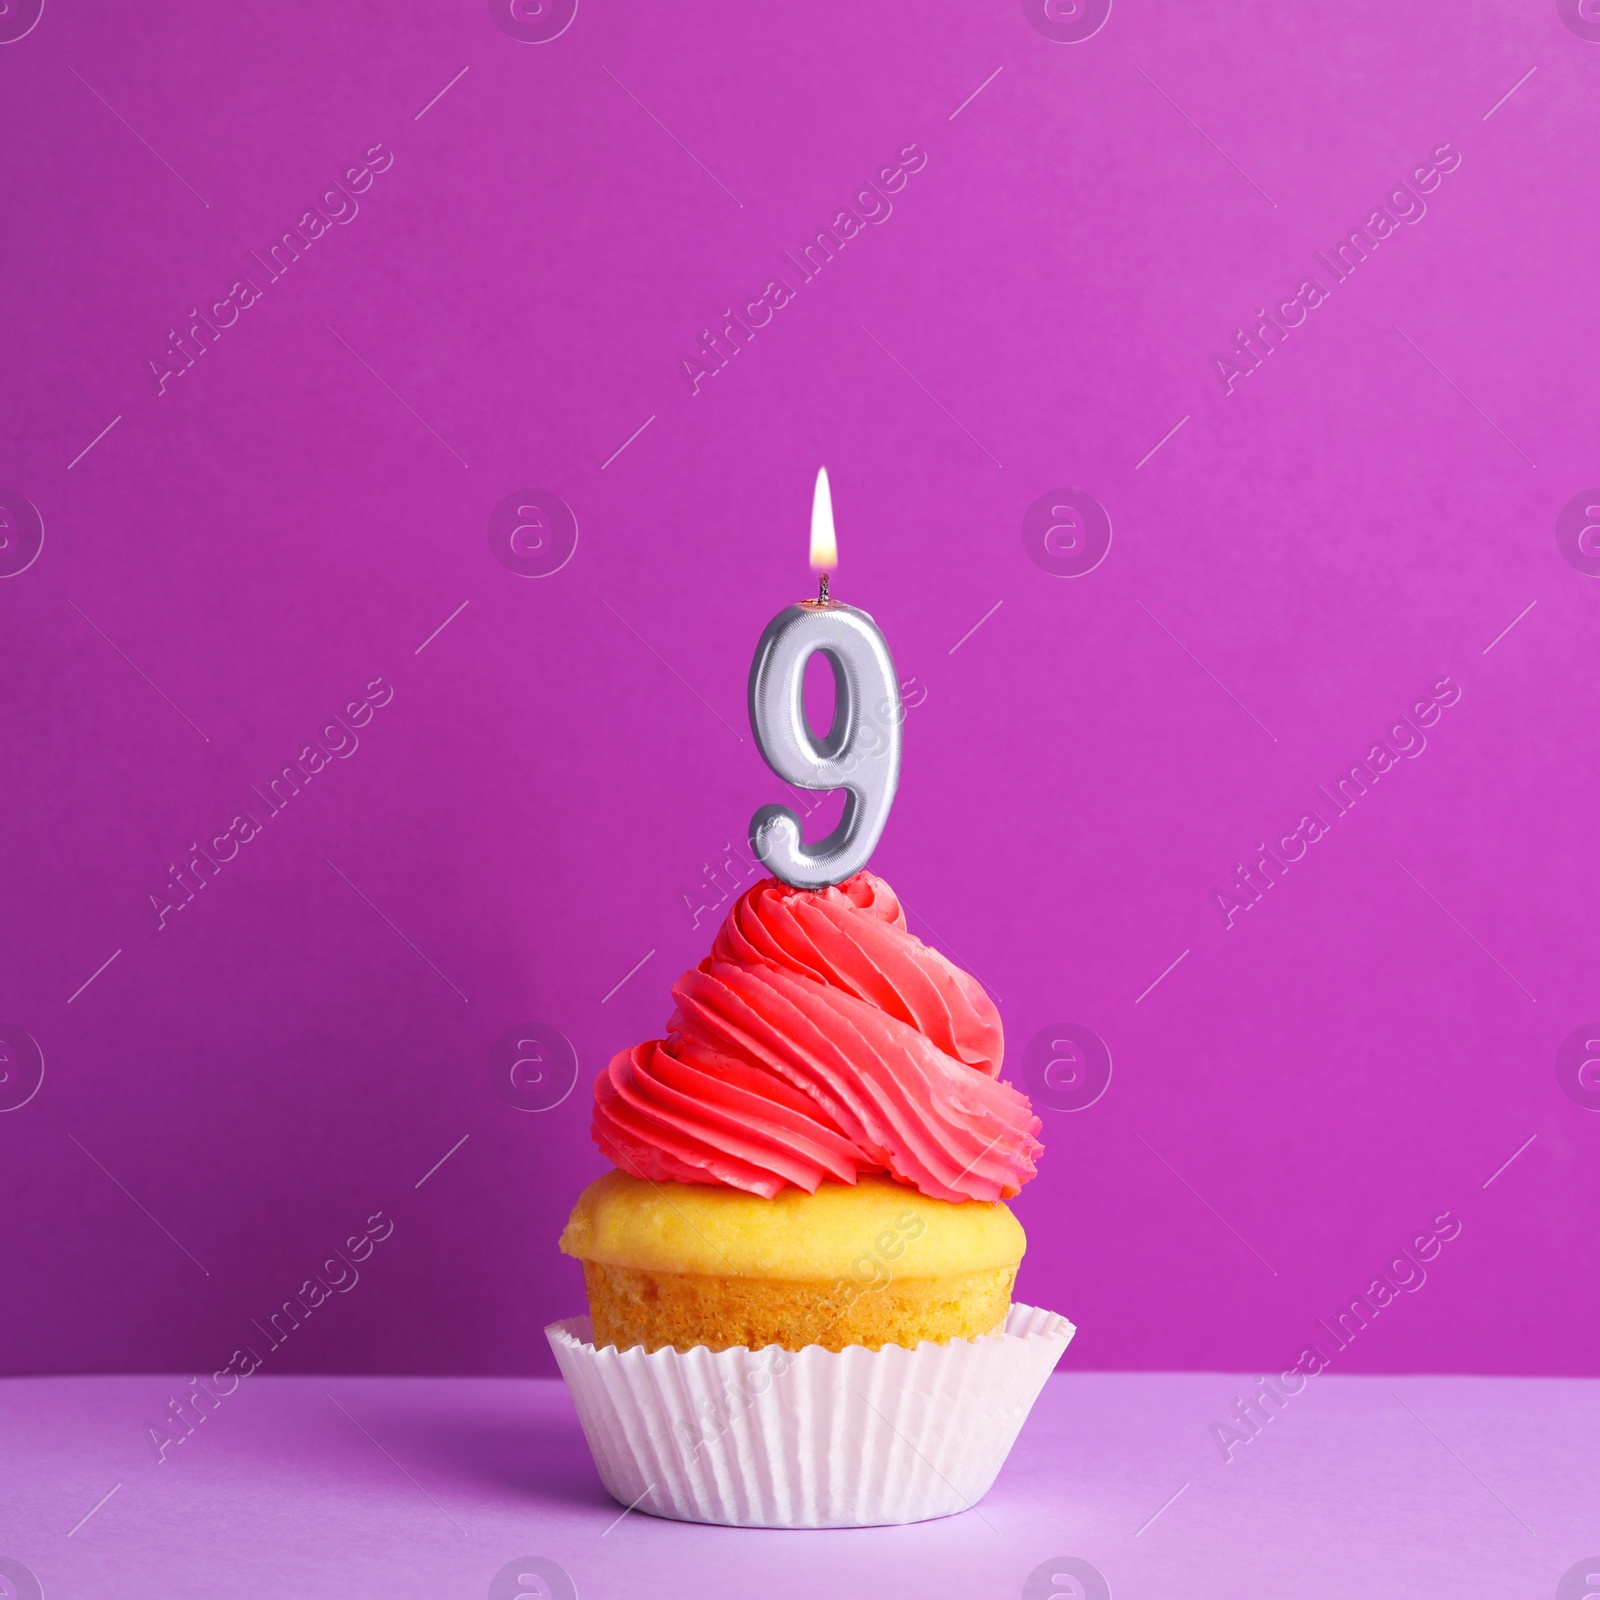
(2, 0), (1597, 1382)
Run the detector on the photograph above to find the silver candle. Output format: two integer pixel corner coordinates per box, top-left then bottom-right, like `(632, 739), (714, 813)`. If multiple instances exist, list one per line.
(747, 469), (902, 889)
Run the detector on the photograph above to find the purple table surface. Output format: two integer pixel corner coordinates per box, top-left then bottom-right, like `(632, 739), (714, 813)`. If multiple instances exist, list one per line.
(2, 1369), (1596, 1598)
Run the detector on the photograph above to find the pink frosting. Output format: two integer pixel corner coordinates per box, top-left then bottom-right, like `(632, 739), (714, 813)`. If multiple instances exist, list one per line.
(591, 873), (1042, 1202)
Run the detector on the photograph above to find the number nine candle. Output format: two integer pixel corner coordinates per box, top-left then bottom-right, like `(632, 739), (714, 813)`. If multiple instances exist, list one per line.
(747, 468), (902, 889)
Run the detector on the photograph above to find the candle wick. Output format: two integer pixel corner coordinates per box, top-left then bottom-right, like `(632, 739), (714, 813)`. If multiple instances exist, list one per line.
(818, 572), (830, 605)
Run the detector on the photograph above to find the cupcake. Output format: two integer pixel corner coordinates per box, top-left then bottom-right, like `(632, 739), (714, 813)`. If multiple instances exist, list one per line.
(548, 871), (1074, 1527)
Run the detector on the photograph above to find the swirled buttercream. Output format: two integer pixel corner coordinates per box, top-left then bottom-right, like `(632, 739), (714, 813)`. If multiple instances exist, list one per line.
(591, 873), (1041, 1202)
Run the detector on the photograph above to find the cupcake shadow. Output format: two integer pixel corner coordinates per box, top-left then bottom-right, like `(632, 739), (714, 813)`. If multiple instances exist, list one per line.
(357, 1385), (611, 1511)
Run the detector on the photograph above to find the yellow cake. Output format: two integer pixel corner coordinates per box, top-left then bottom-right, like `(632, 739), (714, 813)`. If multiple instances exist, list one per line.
(560, 1170), (1026, 1353)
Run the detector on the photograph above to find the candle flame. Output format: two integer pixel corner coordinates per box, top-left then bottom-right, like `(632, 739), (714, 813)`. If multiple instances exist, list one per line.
(809, 466), (837, 572)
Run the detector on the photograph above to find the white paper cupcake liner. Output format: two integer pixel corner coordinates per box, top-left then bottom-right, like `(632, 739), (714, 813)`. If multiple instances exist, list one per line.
(545, 1301), (1075, 1528)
